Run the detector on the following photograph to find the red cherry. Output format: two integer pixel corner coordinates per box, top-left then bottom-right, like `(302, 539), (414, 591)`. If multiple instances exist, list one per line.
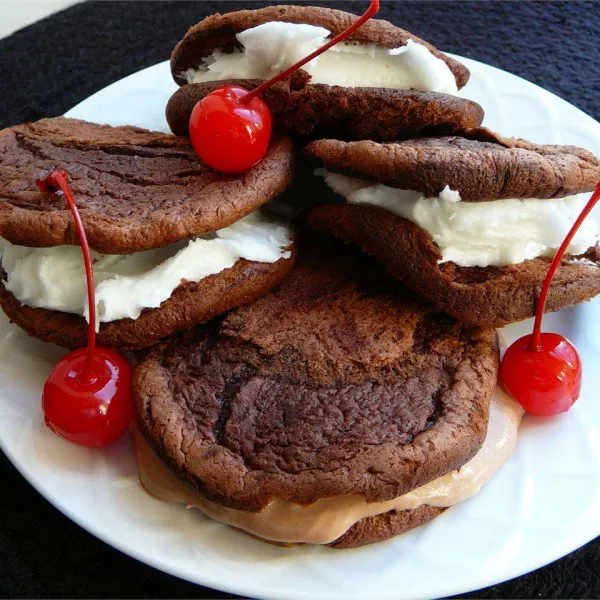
(36, 170), (133, 448)
(42, 347), (133, 447)
(189, 85), (272, 174)
(500, 333), (581, 416)
(499, 181), (600, 416)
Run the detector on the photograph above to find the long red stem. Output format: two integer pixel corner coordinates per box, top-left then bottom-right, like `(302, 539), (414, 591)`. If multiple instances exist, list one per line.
(45, 171), (96, 379)
(530, 180), (600, 351)
(243, 0), (380, 103)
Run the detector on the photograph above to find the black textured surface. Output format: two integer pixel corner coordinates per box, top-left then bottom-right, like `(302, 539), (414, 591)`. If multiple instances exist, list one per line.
(0, 1), (599, 599)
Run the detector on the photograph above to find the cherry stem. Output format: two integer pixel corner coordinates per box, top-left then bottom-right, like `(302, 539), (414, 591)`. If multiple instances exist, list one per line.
(45, 171), (97, 381)
(242, 0), (380, 104)
(530, 180), (600, 352)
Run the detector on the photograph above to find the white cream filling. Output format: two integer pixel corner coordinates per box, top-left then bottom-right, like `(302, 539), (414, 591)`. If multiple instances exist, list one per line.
(134, 387), (523, 545)
(320, 170), (599, 268)
(0, 211), (292, 325)
(186, 22), (458, 94)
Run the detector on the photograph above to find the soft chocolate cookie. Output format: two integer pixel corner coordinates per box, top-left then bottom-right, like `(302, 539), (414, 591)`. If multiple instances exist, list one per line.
(307, 204), (600, 327)
(166, 76), (484, 142)
(305, 129), (600, 201)
(0, 117), (294, 254)
(0, 245), (296, 349)
(170, 5), (469, 88)
(330, 505), (447, 549)
(133, 237), (498, 529)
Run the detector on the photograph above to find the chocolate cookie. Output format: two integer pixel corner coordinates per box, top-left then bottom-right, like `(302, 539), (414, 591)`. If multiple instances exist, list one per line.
(307, 203), (600, 327)
(330, 505), (447, 549)
(305, 129), (600, 201)
(166, 76), (484, 142)
(170, 5), (469, 89)
(133, 237), (498, 546)
(0, 245), (296, 349)
(0, 117), (294, 254)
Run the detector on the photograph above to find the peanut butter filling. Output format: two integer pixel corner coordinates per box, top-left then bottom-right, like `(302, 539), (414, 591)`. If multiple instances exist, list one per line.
(134, 387), (522, 545)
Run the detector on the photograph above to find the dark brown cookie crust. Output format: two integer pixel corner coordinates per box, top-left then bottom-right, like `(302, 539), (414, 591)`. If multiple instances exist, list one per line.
(166, 76), (484, 142)
(0, 117), (294, 254)
(133, 237), (498, 511)
(330, 505), (446, 549)
(307, 203), (600, 327)
(0, 245), (296, 349)
(170, 5), (469, 89)
(305, 129), (600, 201)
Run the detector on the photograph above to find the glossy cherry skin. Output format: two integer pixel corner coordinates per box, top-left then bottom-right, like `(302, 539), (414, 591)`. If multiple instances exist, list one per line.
(42, 347), (133, 447)
(500, 333), (582, 416)
(189, 85), (272, 174)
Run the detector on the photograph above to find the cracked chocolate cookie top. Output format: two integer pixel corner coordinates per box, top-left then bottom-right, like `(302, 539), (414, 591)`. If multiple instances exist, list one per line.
(133, 237), (499, 511)
(305, 128), (600, 201)
(0, 117), (294, 254)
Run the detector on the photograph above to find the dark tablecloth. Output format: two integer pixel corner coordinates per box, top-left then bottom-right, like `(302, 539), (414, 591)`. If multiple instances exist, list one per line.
(1, 1), (599, 598)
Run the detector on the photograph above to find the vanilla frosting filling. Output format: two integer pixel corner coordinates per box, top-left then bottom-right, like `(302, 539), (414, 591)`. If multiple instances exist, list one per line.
(0, 211), (292, 325)
(134, 388), (523, 545)
(186, 22), (458, 94)
(320, 170), (599, 268)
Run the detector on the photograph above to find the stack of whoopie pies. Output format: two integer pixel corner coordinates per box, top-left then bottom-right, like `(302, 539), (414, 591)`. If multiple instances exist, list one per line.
(2, 5), (599, 549)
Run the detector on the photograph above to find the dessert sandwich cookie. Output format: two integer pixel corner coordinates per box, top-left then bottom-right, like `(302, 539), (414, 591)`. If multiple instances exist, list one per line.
(132, 236), (523, 549)
(306, 128), (600, 326)
(0, 117), (296, 349)
(166, 5), (484, 141)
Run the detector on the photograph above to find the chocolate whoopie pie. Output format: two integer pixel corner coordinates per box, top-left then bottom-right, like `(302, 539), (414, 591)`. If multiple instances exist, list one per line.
(0, 117), (297, 349)
(0, 117), (293, 254)
(167, 6), (483, 141)
(305, 129), (600, 327)
(133, 237), (499, 548)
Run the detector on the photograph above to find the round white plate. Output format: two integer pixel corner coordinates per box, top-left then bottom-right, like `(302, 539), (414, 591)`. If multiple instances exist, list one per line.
(2, 58), (600, 600)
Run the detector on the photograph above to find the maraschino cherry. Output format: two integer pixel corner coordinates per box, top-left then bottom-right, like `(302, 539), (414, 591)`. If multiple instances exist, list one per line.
(37, 170), (133, 447)
(189, 0), (380, 173)
(190, 85), (273, 175)
(500, 181), (600, 416)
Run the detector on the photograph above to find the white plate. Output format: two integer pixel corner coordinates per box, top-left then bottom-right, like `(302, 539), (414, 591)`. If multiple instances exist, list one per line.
(1, 58), (600, 600)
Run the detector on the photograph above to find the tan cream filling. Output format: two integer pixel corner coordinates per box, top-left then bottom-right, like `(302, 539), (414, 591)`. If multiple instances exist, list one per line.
(134, 387), (523, 545)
